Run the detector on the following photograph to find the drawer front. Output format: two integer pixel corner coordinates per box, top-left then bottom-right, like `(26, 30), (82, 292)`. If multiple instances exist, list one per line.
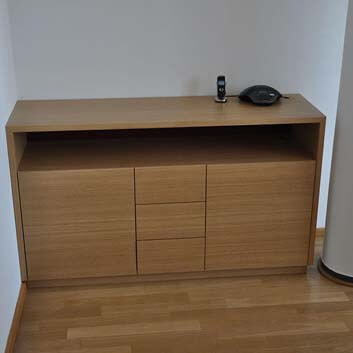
(136, 202), (205, 240)
(135, 165), (206, 204)
(138, 238), (205, 274)
(19, 168), (136, 280)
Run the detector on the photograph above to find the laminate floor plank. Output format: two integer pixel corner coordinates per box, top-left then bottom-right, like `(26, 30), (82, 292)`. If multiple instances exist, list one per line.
(14, 238), (353, 353)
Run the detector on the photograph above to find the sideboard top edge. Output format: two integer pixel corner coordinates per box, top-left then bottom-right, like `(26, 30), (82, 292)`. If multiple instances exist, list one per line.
(6, 94), (326, 134)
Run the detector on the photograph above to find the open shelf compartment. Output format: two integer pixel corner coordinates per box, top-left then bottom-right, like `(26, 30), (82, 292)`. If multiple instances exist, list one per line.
(18, 125), (315, 172)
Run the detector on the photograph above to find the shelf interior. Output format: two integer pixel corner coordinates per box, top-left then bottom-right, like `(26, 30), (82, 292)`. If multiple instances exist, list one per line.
(19, 125), (315, 172)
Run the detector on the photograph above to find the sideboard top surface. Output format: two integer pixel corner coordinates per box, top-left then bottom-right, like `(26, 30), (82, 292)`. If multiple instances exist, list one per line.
(6, 94), (325, 133)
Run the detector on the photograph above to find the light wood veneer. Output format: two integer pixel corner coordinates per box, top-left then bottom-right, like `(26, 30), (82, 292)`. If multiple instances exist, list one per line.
(7, 95), (324, 133)
(6, 95), (326, 284)
(137, 238), (205, 274)
(135, 165), (206, 204)
(136, 202), (205, 240)
(206, 161), (316, 270)
(6, 132), (28, 280)
(18, 168), (136, 280)
(18, 132), (314, 171)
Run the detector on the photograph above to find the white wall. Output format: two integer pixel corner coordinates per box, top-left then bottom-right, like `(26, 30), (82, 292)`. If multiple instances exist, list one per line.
(8, 0), (349, 226)
(0, 0), (20, 351)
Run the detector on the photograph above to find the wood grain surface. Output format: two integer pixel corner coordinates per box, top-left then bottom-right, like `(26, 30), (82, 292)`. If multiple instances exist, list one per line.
(18, 132), (314, 172)
(206, 161), (316, 270)
(136, 202), (205, 240)
(7, 95), (325, 133)
(135, 165), (206, 204)
(6, 96), (325, 282)
(27, 267), (306, 288)
(13, 239), (353, 353)
(137, 238), (205, 274)
(6, 132), (28, 280)
(18, 168), (136, 280)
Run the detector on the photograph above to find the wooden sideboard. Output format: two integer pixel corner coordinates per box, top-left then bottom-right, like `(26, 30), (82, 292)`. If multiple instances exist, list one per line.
(6, 95), (325, 286)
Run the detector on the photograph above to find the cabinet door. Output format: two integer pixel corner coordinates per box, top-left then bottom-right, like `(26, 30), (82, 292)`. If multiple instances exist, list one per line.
(19, 168), (136, 280)
(206, 161), (316, 271)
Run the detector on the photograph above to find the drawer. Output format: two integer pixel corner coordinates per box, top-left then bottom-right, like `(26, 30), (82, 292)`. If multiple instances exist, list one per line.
(135, 165), (206, 204)
(136, 202), (205, 240)
(138, 238), (205, 274)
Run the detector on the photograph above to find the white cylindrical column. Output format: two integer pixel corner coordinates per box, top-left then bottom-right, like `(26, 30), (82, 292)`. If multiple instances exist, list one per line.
(320, 0), (353, 283)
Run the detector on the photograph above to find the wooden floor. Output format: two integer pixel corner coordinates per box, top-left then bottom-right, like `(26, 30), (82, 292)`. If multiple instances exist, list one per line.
(14, 238), (353, 353)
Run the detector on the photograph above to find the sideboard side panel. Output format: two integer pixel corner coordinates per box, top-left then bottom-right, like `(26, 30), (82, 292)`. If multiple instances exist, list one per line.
(6, 131), (28, 280)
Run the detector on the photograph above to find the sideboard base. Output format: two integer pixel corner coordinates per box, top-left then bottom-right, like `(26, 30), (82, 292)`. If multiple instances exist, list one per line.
(27, 266), (307, 288)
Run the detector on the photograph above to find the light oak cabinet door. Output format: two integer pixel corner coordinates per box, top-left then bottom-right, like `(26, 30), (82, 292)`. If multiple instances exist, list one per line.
(206, 161), (316, 271)
(19, 168), (136, 280)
